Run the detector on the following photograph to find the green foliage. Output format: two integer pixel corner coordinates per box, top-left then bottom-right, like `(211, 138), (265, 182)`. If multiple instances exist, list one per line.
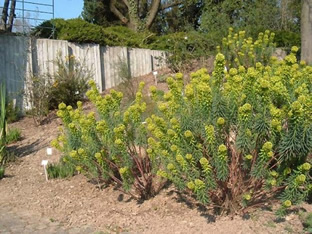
(6, 128), (21, 144)
(52, 81), (163, 200)
(33, 19), (148, 48)
(146, 30), (312, 214)
(274, 31), (301, 48)
(0, 83), (7, 166)
(0, 166), (4, 179)
(48, 53), (91, 110)
(6, 100), (20, 123)
(300, 212), (312, 233)
(149, 31), (213, 72)
(47, 161), (76, 179)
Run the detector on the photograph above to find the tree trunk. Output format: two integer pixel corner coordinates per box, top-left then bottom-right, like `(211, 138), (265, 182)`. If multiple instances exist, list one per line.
(8, 0), (16, 32)
(301, 0), (312, 64)
(0, 0), (10, 31)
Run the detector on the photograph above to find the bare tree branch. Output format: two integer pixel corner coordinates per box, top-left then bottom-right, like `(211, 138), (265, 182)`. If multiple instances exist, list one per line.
(122, 0), (130, 8)
(145, 0), (161, 29)
(110, 0), (129, 24)
(8, 0), (17, 32)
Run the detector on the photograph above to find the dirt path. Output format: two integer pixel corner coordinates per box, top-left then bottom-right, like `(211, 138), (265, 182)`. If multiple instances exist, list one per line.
(0, 116), (310, 234)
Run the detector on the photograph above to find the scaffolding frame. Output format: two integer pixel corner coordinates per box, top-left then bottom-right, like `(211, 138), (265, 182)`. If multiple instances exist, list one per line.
(1, 0), (55, 36)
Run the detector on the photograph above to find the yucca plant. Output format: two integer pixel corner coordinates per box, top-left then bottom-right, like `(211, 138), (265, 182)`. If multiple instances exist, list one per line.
(0, 83), (7, 166)
(52, 81), (163, 200)
(146, 31), (312, 215)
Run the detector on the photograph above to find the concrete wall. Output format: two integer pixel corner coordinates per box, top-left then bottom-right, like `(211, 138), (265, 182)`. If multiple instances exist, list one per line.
(0, 35), (167, 109)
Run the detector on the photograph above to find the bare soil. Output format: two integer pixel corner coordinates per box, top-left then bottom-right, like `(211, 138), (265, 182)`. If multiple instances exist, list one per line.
(1, 72), (311, 233)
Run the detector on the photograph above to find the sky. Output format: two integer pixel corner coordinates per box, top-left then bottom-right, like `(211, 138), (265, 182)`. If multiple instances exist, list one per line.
(54, 0), (84, 19)
(0, 0), (84, 21)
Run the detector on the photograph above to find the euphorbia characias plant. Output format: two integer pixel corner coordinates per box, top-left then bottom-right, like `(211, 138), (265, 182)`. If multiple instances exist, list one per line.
(52, 80), (163, 200)
(147, 30), (312, 215)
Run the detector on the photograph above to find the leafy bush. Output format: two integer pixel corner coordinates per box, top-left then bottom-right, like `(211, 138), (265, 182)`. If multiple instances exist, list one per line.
(146, 32), (312, 215)
(47, 161), (76, 179)
(48, 54), (91, 110)
(25, 74), (52, 125)
(51, 81), (163, 200)
(6, 128), (21, 144)
(274, 31), (301, 49)
(33, 18), (149, 48)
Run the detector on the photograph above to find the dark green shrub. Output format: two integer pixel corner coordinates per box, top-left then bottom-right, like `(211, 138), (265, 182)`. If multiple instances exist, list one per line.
(274, 30), (301, 48)
(48, 53), (91, 110)
(6, 128), (21, 144)
(47, 161), (76, 179)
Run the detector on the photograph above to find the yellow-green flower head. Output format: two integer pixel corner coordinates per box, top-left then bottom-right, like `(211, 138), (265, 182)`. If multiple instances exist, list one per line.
(88, 80), (96, 86)
(217, 117), (225, 126)
(119, 167), (128, 175)
(194, 179), (205, 187)
(78, 148), (85, 155)
(200, 157), (209, 165)
(167, 129), (176, 137)
(146, 148), (153, 154)
(240, 103), (252, 113)
(149, 85), (157, 93)
(94, 152), (101, 159)
(175, 73), (183, 80)
(76, 166), (82, 172)
(87, 111), (96, 120)
(301, 163), (311, 171)
(270, 179), (276, 186)
(147, 137), (156, 145)
(157, 170), (168, 178)
(136, 92), (143, 100)
(215, 53), (225, 62)
(170, 118), (179, 126)
(229, 68), (238, 76)
(167, 163), (175, 171)
(218, 144), (227, 153)
(291, 46), (299, 53)
(283, 200), (292, 208)
(56, 110), (64, 118)
(270, 170), (278, 177)
(58, 102), (66, 110)
(283, 167), (292, 175)
(243, 194), (251, 201)
(184, 130), (193, 138)
(296, 174), (306, 184)
(186, 154), (193, 160)
(245, 154), (253, 160)
(262, 142), (273, 151)
(50, 139), (59, 148)
(267, 151), (274, 158)
(68, 123), (75, 129)
(115, 138), (123, 145)
(139, 81), (145, 89)
(158, 102), (168, 112)
(187, 181), (195, 190)
(77, 101), (82, 108)
(170, 144), (178, 152)
(166, 77), (174, 85)
(69, 150), (78, 158)
(66, 105), (73, 111)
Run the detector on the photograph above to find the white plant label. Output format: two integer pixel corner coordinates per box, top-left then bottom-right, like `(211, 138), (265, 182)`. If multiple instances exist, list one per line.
(41, 160), (49, 166)
(46, 147), (52, 156)
(153, 71), (158, 76)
